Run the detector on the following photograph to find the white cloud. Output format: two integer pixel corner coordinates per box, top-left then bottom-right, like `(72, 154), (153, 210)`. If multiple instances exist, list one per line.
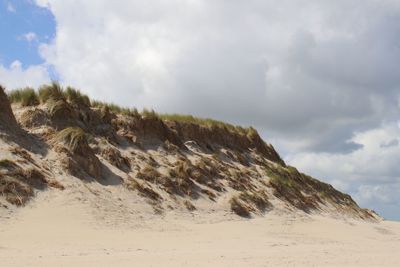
(287, 123), (400, 219)
(0, 60), (50, 89)
(36, 0), (400, 153)
(34, 0), (400, 219)
(22, 32), (38, 43)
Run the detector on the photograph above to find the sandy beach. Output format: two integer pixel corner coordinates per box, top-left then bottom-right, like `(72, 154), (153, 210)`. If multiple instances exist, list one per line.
(1, 194), (399, 267)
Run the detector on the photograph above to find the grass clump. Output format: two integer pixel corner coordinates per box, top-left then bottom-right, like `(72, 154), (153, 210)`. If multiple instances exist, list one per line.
(0, 159), (18, 170)
(38, 82), (64, 103)
(55, 127), (87, 152)
(127, 178), (161, 201)
(64, 87), (90, 107)
(183, 200), (196, 211)
(0, 176), (33, 206)
(0, 159), (48, 206)
(47, 98), (72, 118)
(229, 196), (251, 218)
(136, 165), (161, 182)
(91, 100), (139, 117)
(141, 108), (157, 118)
(157, 113), (252, 135)
(7, 87), (39, 106)
(229, 190), (270, 217)
(100, 146), (130, 171)
(238, 190), (270, 212)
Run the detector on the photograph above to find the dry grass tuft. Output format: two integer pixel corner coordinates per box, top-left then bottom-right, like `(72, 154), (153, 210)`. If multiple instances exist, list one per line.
(230, 190), (270, 217)
(201, 188), (217, 201)
(0, 176), (33, 206)
(55, 127), (87, 153)
(47, 179), (65, 190)
(55, 127), (102, 179)
(127, 178), (161, 201)
(229, 196), (251, 218)
(47, 98), (73, 119)
(136, 165), (161, 182)
(238, 190), (270, 213)
(10, 147), (35, 164)
(101, 146), (130, 171)
(0, 160), (48, 206)
(183, 200), (196, 211)
(227, 169), (255, 191)
(0, 159), (18, 170)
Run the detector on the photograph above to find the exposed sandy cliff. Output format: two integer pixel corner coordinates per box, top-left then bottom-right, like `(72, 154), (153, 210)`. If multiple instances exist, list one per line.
(0, 84), (379, 221)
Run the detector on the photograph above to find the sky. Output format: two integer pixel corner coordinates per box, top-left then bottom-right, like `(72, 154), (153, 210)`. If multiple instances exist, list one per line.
(0, 0), (399, 220)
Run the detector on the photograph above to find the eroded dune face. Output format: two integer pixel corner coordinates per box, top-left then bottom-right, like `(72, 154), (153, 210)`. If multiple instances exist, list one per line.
(0, 86), (19, 131)
(0, 85), (379, 221)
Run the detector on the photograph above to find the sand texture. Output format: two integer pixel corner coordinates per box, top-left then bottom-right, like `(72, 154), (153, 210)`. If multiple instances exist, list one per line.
(1, 193), (399, 267)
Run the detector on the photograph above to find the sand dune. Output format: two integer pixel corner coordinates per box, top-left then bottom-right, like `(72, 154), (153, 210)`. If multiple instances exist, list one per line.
(1, 86), (398, 266)
(1, 194), (399, 267)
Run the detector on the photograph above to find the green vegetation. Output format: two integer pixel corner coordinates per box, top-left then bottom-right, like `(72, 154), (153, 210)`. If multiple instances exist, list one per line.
(265, 164), (294, 188)
(47, 98), (70, 118)
(64, 87), (90, 106)
(38, 82), (64, 102)
(91, 100), (139, 116)
(7, 82), (255, 135)
(55, 127), (87, 152)
(157, 113), (252, 134)
(7, 87), (39, 106)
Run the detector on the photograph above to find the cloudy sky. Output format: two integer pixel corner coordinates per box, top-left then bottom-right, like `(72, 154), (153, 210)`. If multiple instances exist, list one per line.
(0, 0), (399, 220)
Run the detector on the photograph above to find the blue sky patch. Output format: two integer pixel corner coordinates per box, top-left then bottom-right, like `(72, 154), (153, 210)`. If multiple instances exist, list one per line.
(0, 0), (55, 68)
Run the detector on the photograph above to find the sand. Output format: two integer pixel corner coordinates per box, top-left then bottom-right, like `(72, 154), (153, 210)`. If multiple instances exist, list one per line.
(1, 192), (399, 267)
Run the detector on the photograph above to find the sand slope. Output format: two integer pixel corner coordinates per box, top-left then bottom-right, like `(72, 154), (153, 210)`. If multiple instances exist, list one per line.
(1, 193), (399, 267)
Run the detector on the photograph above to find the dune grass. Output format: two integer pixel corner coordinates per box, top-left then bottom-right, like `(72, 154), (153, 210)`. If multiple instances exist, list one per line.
(55, 127), (87, 152)
(0, 159), (48, 206)
(64, 87), (90, 106)
(229, 196), (251, 218)
(91, 100), (140, 117)
(6, 82), (256, 135)
(157, 113), (253, 135)
(38, 82), (65, 103)
(7, 87), (39, 106)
